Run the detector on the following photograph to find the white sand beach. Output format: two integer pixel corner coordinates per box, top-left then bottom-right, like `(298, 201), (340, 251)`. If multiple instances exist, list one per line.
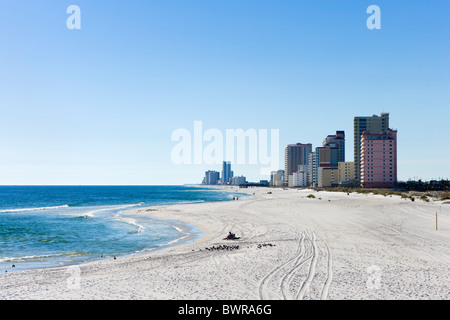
(0, 187), (449, 300)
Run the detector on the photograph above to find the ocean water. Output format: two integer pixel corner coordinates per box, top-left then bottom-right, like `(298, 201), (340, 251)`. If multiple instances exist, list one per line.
(0, 185), (247, 273)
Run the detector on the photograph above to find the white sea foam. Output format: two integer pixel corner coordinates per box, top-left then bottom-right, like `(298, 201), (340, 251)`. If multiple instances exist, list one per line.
(62, 207), (112, 218)
(0, 252), (80, 263)
(114, 214), (145, 233)
(167, 200), (205, 205)
(0, 205), (70, 213)
(164, 234), (189, 246)
(60, 203), (145, 218)
(171, 225), (184, 233)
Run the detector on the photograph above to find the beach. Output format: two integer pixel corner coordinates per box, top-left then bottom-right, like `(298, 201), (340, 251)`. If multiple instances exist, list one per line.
(0, 187), (449, 300)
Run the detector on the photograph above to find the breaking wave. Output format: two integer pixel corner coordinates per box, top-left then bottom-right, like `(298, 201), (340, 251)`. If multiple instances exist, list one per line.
(0, 205), (70, 214)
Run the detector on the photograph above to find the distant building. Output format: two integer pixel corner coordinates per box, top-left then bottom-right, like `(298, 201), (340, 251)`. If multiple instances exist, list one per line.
(308, 131), (345, 187)
(230, 176), (247, 186)
(318, 167), (340, 188)
(221, 161), (233, 185)
(309, 149), (319, 187)
(240, 181), (269, 188)
(338, 162), (356, 184)
(354, 113), (389, 183)
(310, 145), (336, 186)
(360, 129), (397, 188)
(323, 130), (345, 165)
(308, 152), (315, 187)
(288, 165), (308, 187)
(270, 170), (285, 187)
(203, 170), (220, 185)
(284, 143), (312, 185)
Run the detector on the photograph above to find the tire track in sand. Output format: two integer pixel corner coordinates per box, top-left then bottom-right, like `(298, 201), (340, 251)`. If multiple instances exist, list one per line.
(320, 237), (333, 300)
(280, 232), (313, 300)
(295, 231), (319, 300)
(258, 234), (305, 300)
(292, 232), (333, 300)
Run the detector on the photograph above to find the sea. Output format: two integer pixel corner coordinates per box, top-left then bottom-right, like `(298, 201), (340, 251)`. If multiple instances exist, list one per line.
(0, 185), (248, 273)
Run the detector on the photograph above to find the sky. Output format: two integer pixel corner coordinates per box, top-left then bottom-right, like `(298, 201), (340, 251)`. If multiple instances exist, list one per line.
(0, 0), (449, 185)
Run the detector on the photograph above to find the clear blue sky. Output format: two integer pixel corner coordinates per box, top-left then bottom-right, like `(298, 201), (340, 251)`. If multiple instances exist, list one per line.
(0, 1), (449, 185)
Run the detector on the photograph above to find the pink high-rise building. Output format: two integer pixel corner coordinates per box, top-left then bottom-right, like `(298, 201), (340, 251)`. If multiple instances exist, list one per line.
(360, 129), (397, 188)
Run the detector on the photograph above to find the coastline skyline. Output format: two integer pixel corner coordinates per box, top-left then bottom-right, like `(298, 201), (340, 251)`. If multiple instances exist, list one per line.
(1, 1), (449, 185)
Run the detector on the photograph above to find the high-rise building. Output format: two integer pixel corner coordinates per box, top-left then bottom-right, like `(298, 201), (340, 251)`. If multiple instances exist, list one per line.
(288, 165), (309, 187)
(288, 171), (308, 187)
(284, 143), (312, 185)
(310, 146), (334, 186)
(230, 176), (247, 186)
(309, 131), (345, 187)
(310, 147), (324, 186)
(270, 170), (285, 187)
(360, 129), (397, 188)
(308, 152), (315, 187)
(323, 130), (345, 165)
(338, 162), (356, 183)
(354, 113), (389, 183)
(221, 161), (233, 185)
(318, 167), (340, 187)
(203, 170), (220, 185)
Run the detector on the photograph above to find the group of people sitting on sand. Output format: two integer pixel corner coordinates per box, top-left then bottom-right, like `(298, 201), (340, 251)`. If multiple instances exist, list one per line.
(224, 231), (240, 240)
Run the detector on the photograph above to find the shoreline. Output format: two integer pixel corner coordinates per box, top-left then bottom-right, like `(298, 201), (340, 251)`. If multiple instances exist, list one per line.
(0, 185), (248, 274)
(124, 184), (253, 256)
(124, 208), (204, 256)
(123, 185), (254, 255)
(1, 186), (449, 300)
